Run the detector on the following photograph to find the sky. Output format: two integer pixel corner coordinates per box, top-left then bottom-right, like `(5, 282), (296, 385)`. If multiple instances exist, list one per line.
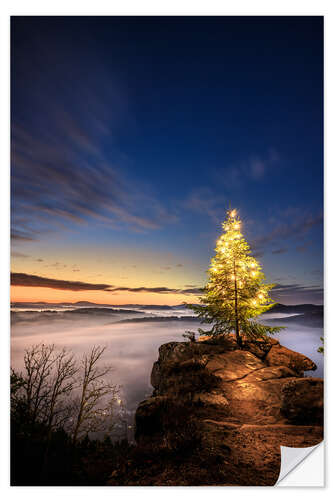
(11, 16), (323, 305)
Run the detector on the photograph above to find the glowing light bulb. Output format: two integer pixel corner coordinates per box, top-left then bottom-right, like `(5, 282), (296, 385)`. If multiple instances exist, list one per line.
(258, 293), (264, 300)
(230, 209), (237, 218)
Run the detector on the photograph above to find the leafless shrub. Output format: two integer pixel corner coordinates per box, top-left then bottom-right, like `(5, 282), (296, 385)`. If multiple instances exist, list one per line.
(70, 346), (119, 444)
(12, 343), (119, 443)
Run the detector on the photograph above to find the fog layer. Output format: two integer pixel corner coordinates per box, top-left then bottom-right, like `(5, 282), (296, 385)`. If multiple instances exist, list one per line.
(11, 306), (323, 415)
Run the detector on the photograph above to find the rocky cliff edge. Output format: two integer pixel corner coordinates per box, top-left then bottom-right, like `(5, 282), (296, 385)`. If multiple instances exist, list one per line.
(134, 334), (323, 486)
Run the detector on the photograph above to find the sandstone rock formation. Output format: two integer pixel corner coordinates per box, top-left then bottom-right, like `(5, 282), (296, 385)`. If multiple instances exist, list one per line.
(134, 335), (323, 486)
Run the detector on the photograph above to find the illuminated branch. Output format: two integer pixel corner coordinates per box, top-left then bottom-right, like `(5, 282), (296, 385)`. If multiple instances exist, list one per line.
(187, 208), (283, 345)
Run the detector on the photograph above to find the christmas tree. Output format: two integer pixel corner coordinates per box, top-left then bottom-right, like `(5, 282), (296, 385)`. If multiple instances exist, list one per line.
(188, 209), (282, 346)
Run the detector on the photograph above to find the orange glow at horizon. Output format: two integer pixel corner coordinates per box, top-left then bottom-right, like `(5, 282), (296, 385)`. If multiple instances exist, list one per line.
(11, 285), (200, 306)
(11, 245), (204, 306)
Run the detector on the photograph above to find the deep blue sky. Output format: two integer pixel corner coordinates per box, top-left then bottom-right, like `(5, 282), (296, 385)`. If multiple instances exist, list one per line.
(11, 16), (323, 304)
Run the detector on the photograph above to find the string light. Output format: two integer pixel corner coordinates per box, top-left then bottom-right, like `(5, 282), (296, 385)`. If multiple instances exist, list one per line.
(198, 207), (279, 344)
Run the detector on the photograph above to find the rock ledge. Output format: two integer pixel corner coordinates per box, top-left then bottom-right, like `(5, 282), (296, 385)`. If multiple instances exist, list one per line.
(134, 334), (323, 486)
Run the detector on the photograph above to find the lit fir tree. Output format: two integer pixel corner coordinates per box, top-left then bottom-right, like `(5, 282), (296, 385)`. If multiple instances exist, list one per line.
(188, 209), (282, 346)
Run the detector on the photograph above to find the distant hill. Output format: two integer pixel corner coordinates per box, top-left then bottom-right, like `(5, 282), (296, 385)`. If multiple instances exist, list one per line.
(262, 303), (323, 328)
(11, 302), (323, 321)
(115, 316), (198, 324)
(12, 301), (323, 309)
(64, 307), (142, 315)
(11, 301), (182, 309)
(265, 303), (323, 315)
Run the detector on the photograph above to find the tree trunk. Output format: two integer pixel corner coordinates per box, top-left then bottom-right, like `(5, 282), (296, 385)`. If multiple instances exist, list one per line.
(72, 381), (87, 445)
(233, 261), (242, 346)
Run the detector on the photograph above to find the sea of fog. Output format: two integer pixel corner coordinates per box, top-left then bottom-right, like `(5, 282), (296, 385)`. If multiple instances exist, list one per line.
(11, 304), (323, 427)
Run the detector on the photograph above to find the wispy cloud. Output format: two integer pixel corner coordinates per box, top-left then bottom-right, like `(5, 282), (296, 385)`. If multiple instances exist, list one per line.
(110, 285), (203, 295)
(310, 269), (322, 276)
(183, 187), (226, 223)
(252, 251), (264, 258)
(184, 151), (280, 222)
(11, 36), (178, 243)
(10, 271), (321, 302)
(11, 229), (38, 242)
(10, 272), (203, 295)
(180, 288), (203, 295)
(272, 248), (288, 255)
(160, 264), (184, 271)
(271, 283), (323, 304)
(251, 213), (322, 251)
(11, 251), (29, 259)
(273, 284), (323, 293)
(296, 242), (311, 253)
(11, 273), (112, 291)
(110, 286), (179, 294)
(250, 158), (266, 180)
(44, 262), (68, 269)
(214, 149), (280, 189)
(12, 121), (178, 240)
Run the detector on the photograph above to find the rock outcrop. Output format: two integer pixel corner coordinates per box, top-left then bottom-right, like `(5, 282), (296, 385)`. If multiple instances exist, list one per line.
(134, 335), (323, 486)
